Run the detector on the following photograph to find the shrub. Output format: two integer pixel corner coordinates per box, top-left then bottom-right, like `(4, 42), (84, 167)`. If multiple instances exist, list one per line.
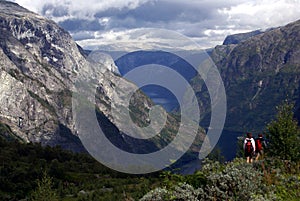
(140, 159), (277, 201)
(202, 158), (266, 200)
(140, 183), (201, 201)
(140, 187), (169, 201)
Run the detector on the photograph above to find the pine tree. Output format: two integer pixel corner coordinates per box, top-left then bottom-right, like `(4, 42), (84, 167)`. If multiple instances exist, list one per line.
(29, 171), (58, 201)
(267, 102), (300, 161)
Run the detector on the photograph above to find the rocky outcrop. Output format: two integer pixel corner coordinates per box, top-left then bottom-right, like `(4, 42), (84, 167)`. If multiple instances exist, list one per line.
(0, 1), (81, 149)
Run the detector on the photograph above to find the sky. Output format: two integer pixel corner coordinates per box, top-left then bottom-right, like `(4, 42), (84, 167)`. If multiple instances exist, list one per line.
(9, 0), (300, 51)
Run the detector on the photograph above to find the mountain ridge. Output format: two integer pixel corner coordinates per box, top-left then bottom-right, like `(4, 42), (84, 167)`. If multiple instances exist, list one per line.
(195, 18), (300, 132)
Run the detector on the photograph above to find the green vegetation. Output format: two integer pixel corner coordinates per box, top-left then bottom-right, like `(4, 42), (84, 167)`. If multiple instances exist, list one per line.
(267, 102), (300, 161)
(142, 157), (300, 201)
(29, 171), (59, 201)
(0, 138), (160, 201)
(0, 122), (23, 141)
(1, 102), (299, 200)
(140, 102), (300, 200)
(0, 122), (14, 140)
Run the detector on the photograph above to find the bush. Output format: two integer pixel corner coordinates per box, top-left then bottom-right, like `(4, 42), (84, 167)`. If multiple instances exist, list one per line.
(275, 175), (300, 200)
(140, 159), (277, 201)
(140, 187), (169, 201)
(258, 157), (300, 200)
(140, 183), (201, 201)
(202, 158), (267, 200)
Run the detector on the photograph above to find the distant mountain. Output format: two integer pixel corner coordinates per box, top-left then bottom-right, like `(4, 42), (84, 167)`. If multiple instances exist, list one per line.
(194, 19), (300, 132)
(114, 50), (211, 111)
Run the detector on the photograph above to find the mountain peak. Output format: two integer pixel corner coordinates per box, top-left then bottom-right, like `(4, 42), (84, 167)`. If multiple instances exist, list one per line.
(0, 0), (40, 18)
(223, 30), (265, 45)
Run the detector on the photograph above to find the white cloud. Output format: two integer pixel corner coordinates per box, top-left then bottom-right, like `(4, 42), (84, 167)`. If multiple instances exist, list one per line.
(220, 0), (300, 29)
(76, 28), (211, 51)
(9, 0), (300, 50)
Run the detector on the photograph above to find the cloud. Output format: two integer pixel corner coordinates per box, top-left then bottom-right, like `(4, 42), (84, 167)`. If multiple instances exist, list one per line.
(9, 0), (300, 50)
(76, 28), (213, 51)
(220, 0), (300, 29)
(11, 0), (150, 19)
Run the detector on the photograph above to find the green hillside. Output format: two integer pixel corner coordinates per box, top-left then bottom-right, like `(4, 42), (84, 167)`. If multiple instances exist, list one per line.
(1, 102), (299, 201)
(0, 135), (161, 201)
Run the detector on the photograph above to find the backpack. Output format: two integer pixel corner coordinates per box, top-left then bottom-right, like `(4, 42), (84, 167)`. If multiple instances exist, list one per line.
(245, 139), (253, 154)
(255, 138), (263, 151)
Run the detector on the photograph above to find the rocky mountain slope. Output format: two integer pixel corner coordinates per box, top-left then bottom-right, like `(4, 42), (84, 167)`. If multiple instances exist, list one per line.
(0, 1), (84, 150)
(222, 30), (264, 45)
(0, 1), (204, 158)
(195, 19), (300, 132)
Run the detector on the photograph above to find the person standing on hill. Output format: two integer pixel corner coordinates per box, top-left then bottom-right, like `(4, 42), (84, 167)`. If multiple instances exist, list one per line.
(244, 132), (256, 163)
(255, 133), (267, 161)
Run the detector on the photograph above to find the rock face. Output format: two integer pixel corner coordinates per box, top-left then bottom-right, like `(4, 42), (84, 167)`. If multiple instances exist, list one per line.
(0, 1), (84, 150)
(195, 19), (300, 132)
(0, 1), (136, 150)
(0, 1), (204, 159)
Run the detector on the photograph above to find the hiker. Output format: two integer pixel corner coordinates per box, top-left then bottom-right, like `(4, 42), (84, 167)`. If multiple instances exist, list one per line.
(244, 132), (255, 163)
(255, 133), (267, 161)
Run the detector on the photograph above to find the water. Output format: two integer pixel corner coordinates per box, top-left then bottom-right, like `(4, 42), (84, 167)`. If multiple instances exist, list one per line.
(140, 85), (179, 112)
(215, 129), (244, 161)
(180, 129), (244, 174)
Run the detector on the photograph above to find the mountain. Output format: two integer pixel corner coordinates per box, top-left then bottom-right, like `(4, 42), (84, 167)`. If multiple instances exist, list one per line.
(114, 50), (211, 112)
(0, 1), (85, 150)
(223, 30), (264, 45)
(194, 19), (300, 132)
(0, 0), (204, 167)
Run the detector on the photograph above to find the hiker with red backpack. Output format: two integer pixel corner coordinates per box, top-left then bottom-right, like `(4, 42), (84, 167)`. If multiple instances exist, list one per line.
(244, 132), (256, 163)
(255, 133), (267, 161)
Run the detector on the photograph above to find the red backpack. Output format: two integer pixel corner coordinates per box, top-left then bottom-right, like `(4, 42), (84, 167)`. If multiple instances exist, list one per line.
(245, 139), (253, 154)
(255, 138), (263, 151)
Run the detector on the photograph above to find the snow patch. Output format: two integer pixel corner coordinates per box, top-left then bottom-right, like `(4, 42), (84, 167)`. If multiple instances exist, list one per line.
(258, 80), (263, 88)
(43, 56), (50, 62)
(53, 57), (58, 62)
(51, 44), (63, 51)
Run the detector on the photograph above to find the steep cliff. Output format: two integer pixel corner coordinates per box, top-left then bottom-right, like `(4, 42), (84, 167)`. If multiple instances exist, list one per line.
(0, 1), (84, 150)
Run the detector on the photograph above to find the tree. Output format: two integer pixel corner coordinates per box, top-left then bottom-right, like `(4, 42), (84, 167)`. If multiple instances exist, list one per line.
(29, 171), (58, 201)
(207, 146), (225, 163)
(266, 102), (300, 161)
